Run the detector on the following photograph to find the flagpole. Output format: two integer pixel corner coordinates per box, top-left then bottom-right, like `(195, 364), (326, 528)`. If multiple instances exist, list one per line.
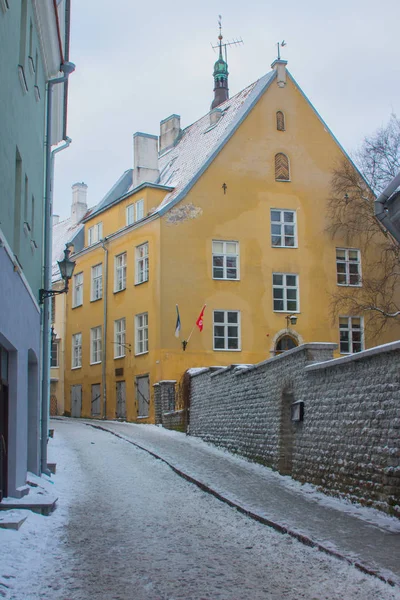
(182, 304), (206, 351)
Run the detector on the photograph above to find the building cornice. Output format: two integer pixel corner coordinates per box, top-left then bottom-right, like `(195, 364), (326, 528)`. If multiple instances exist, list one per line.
(72, 213), (159, 260)
(83, 182), (174, 223)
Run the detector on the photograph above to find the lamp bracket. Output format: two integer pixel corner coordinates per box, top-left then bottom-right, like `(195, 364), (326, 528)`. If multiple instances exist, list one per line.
(39, 285), (68, 305)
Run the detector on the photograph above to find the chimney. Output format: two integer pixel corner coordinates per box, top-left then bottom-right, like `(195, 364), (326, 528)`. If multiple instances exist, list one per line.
(271, 59), (288, 88)
(71, 182), (88, 225)
(132, 132), (159, 188)
(52, 214), (60, 226)
(210, 107), (223, 127)
(159, 115), (181, 154)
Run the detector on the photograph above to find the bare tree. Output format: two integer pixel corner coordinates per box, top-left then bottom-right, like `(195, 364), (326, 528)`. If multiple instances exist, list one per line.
(327, 115), (400, 336)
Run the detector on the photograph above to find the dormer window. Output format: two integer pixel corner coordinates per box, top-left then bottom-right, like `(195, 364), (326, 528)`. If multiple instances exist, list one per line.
(88, 222), (103, 246)
(275, 153), (290, 182)
(126, 199), (144, 226)
(276, 111), (285, 131)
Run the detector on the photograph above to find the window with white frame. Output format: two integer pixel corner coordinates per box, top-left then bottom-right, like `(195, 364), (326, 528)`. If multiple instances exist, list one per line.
(136, 242), (149, 284)
(90, 326), (102, 364)
(336, 248), (361, 286)
(273, 273), (299, 312)
(126, 199), (144, 226)
(213, 310), (241, 350)
(339, 316), (364, 354)
(73, 272), (83, 307)
(270, 210), (297, 247)
(115, 252), (127, 292)
(91, 264), (102, 301)
(135, 313), (148, 355)
(212, 241), (239, 280)
(72, 333), (82, 368)
(88, 222), (103, 246)
(126, 204), (134, 225)
(114, 318), (126, 358)
(136, 199), (144, 221)
(50, 341), (59, 368)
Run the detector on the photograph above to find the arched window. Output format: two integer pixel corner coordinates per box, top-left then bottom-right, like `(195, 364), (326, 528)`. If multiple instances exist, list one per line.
(275, 335), (298, 355)
(276, 111), (285, 131)
(275, 153), (290, 181)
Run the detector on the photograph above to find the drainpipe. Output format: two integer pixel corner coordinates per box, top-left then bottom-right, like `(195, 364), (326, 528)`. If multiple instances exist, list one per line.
(101, 239), (109, 419)
(374, 172), (400, 243)
(40, 62), (75, 476)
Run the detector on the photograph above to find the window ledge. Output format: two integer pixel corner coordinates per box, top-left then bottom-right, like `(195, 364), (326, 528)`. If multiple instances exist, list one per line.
(337, 284), (362, 288)
(135, 351), (149, 357)
(275, 179), (291, 183)
(72, 303), (83, 309)
(114, 355), (125, 360)
(28, 56), (35, 76)
(113, 287), (126, 294)
(71, 366), (82, 370)
(271, 246), (298, 249)
(213, 348), (242, 352)
(134, 279), (149, 286)
(90, 297), (103, 303)
(212, 277), (240, 281)
(0, 0), (10, 13)
(18, 65), (28, 94)
(137, 415), (149, 420)
(90, 361), (102, 366)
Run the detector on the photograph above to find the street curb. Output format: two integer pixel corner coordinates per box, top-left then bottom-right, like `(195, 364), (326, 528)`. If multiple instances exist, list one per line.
(86, 423), (397, 588)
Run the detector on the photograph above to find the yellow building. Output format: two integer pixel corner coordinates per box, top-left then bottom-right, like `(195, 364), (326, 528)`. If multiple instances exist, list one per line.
(62, 53), (400, 423)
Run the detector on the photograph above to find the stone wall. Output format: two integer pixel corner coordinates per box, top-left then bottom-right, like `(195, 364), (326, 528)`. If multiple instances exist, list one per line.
(187, 342), (400, 516)
(154, 380), (186, 431)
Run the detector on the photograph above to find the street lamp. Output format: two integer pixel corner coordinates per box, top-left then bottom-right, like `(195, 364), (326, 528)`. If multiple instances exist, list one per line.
(39, 243), (76, 304)
(286, 314), (297, 328)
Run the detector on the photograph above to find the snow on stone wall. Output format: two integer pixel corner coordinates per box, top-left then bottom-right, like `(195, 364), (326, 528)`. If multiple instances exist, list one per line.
(187, 342), (400, 516)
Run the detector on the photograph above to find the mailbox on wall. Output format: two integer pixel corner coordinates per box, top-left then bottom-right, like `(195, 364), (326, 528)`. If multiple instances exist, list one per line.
(291, 400), (304, 422)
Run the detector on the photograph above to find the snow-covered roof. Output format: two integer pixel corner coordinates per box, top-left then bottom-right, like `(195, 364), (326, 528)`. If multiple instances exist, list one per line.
(52, 217), (83, 282)
(156, 70), (276, 214)
(85, 70), (277, 225)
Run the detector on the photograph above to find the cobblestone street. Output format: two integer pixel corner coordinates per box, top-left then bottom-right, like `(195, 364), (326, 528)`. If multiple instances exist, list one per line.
(1, 419), (399, 600)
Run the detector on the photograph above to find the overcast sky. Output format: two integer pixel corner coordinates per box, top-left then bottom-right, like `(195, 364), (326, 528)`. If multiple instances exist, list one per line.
(53, 0), (400, 219)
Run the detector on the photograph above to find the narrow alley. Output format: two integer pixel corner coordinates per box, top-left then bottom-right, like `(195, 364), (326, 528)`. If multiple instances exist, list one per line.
(1, 419), (399, 600)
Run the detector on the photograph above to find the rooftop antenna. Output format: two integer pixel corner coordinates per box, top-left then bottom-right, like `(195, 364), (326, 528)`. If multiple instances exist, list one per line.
(211, 15), (243, 63)
(277, 40), (287, 61)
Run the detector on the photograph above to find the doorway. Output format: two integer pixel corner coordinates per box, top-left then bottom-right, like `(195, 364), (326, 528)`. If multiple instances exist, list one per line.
(71, 385), (82, 418)
(135, 375), (149, 418)
(0, 345), (9, 501)
(275, 334), (298, 355)
(116, 381), (126, 419)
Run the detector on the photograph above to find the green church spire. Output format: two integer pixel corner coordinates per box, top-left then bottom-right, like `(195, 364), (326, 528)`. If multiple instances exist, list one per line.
(211, 16), (229, 109)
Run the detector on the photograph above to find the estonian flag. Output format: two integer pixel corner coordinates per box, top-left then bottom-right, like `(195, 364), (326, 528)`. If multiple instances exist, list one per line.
(175, 305), (181, 338)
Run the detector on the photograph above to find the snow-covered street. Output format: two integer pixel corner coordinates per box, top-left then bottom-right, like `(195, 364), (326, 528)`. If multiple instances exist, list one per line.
(1, 418), (399, 600)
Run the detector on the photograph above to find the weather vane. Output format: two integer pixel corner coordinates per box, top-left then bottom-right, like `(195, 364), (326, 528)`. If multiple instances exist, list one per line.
(276, 40), (287, 61)
(211, 15), (243, 62)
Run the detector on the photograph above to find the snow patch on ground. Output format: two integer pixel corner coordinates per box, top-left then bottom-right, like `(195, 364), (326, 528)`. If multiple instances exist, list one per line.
(99, 419), (400, 534)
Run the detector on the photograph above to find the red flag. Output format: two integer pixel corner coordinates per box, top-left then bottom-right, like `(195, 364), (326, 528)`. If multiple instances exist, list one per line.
(196, 305), (206, 332)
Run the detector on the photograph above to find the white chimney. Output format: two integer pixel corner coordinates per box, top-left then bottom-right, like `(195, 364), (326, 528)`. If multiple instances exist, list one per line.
(271, 59), (287, 88)
(159, 114), (181, 153)
(132, 133), (159, 188)
(71, 182), (88, 225)
(52, 214), (60, 226)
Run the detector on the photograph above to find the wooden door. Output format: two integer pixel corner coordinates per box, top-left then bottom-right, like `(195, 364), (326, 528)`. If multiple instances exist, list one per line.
(116, 381), (126, 419)
(0, 382), (8, 501)
(136, 375), (149, 418)
(71, 385), (82, 418)
(91, 384), (101, 417)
